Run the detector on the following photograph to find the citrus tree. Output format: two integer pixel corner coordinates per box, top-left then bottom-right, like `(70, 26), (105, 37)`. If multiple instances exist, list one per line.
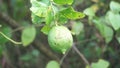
(0, 0), (120, 68)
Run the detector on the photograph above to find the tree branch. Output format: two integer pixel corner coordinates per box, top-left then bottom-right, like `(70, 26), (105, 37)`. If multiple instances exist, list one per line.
(72, 44), (91, 68)
(0, 12), (20, 28)
(0, 12), (60, 61)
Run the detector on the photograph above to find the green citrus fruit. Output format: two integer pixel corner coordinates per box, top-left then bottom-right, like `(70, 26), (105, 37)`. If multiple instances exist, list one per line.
(46, 60), (60, 68)
(48, 26), (73, 54)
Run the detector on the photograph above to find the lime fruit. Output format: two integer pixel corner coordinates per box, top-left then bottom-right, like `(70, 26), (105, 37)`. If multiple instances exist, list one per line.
(48, 26), (73, 54)
(46, 60), (60, 68)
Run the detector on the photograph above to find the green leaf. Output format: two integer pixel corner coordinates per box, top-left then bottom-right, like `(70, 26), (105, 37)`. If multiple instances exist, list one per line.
(103, 26), (113, 43)
(107, 11), (120, 30)
(72, 21), (84, 35)
(116, 29), (120, 44)
(41, 25), (51, 35)
(46, 60), (60, 68)
(91, 59), (110, 68)
(93, 18), (113, 43)
(85, 65), (89, 68)
(22, 26), (36, 46)
(30, 0), (48, 17)
(20, 54), (32, 61)
(53, 0), (73, 5)
(31, 13), (45, 24)
(56, 13), (68, 24)
(45, 6), (54, 25)
(41, 0), (50, 5)
(83, 7), (95, 16)
(0, 26), (12, 44)
(31, 49), (40, 57)
(60, 7), (85, 20)
(110, 1), (120, 13)
(117, 37), (120, 44)
(0, 65), (2, 68)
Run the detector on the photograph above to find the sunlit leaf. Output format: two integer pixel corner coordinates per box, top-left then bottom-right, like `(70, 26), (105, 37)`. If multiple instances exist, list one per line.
(83, 7), (95, 16)
(41, 25), (51, 35)
(53, 0), (73, 5)
(107, 11), (120, 30)
(72, 21), (84, 35)
(116, 29), (120, 44)
(46, 60), (60, 68)
(93, 17), (113, 43)
(55, 13), (68, 24)
(110, 1), (120, 13)
(60, 7), (85, 20)
(30, 0), (48, 17)
(85, 65), (89, 68)
(45, 6), (54, 25)
(31, 13), (45, 24)
(41, 0), (50, 5)
(22, 26), (36, 46)
(117, 37), (120, 44)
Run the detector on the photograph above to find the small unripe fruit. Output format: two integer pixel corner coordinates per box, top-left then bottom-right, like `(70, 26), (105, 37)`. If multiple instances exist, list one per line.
(48, 26), (73, 54)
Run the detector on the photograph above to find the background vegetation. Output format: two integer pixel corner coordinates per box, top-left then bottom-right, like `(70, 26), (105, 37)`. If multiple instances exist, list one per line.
(0, 0), (120, 68)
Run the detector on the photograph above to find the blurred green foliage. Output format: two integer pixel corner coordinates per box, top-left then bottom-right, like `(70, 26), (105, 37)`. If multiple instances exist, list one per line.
(0, 0), (120, 68)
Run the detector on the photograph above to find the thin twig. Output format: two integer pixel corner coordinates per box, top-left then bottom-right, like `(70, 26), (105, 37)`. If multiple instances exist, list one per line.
(0, 12), (60, 61)
(60, 47), (72, 65)
(72, 44), (91, 68)
(74, 38), (97, 45)
(0, 32), (22, 44)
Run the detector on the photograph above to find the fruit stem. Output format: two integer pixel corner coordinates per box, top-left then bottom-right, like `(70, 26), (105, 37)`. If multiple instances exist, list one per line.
(50, 1), (59, 26)
(60, 47), (72, 65)
(0, 31), (22, 45)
